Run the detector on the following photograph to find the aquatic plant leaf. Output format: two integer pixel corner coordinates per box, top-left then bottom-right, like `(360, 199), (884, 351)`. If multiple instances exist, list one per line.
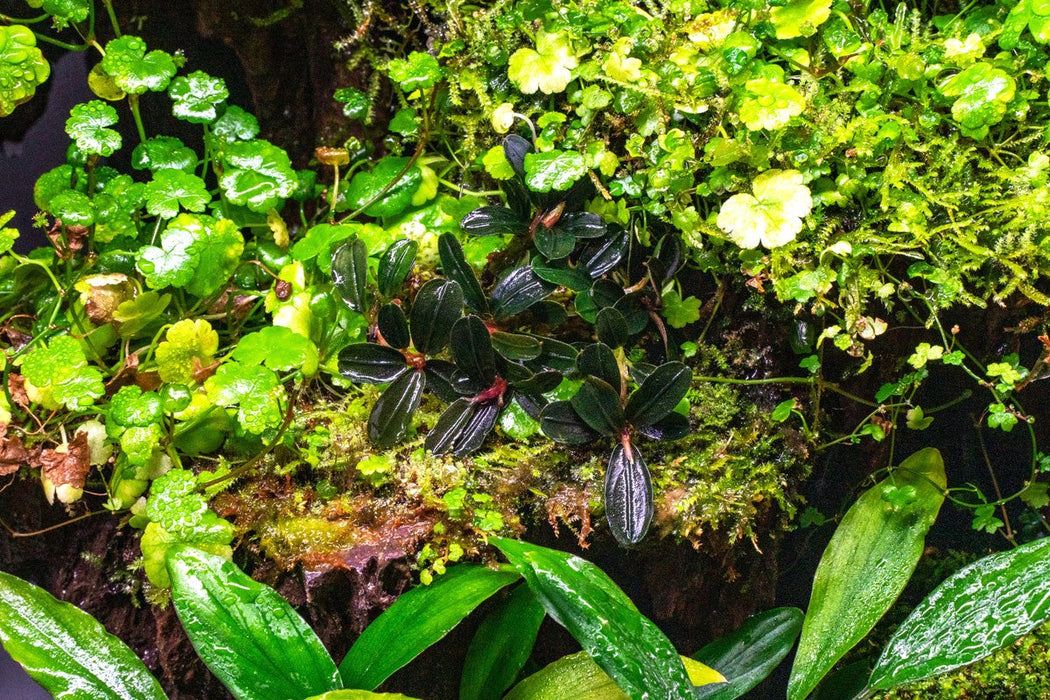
(624, 362), (691, 430)
(787, 448), (947, 700)
(491, 331), (542, 361)
(604, 441), (653, 545)
(576, 343), (622, 394)
(65, 100), (121, 157)
(377, 303), (411, 349)
(524, 150), (587, 193)
(100, 36), (176, 94)
(410, 278), (463, 354)
(338, 343), (407, 384)
(219, 139), (297, 212)
(491, 266), (555, 319)
(451, 315), (497, 389)
(387, 51), (443, 91)
(167, 547), (341, 700)
(0, 26), (50, 117)
(572, 377), (625, 436)
(771, 0), (832, 39)
(460, 584), (546, 700)
(490, 538), (695, 699)
(595, 308), (629, 349)
(693, 607), (804, 699)
(460, 206), (527, 237)
(204, 362), (285, 434)
(869, 535), (1050, 690)
(143, 169), (209, 219)
(377, 238), (418, 298)
(232, 326), (319, 376)
(345, 156), (422, 219)
(938, 62), (1016, 140)
(168, 70), (229, 123)
(368, 369), (425, 448)
(0, 570), (167, 700)
(540, 400), (599, 444)
(425, 397), (501, 456)
(332, 238), (369, 312)
(334, 87), (372, 121)
(339, 564), (520, 690)
(438, 233), (488, 313)
(507, 29), (579, 95)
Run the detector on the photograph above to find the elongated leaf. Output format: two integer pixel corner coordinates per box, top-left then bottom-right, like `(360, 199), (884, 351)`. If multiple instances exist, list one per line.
(577, 227), (629, 278)
(377, 304), (410, 350)
(369, 370), (425, 447)
(693, 607), (804, 700)
(306, 692), (419, 700)
(577, 343), (622, 393)
(332, 238), (369, 312)
(510, 370), (562, 396)
(339, 564), (520, 690)
(612, 293), (650, 335)
(624, 362), (691, 430)
(460, 584), (546, 700)
(556, 212), (606, 239)
(167, 547), (341, 700)
(424, 360), (462, 402)
(531, 258), (591, 291)
(0, 571), (167, 700)
(653, 234), (684, 283)
(503, 134), (532, 177)
(411, 278), (463, 354)
(426, 397), (501, 456)
(451, 315), (497, 389)
(540, 401), (599, 445)
(788, 448), (947, 700)
(491, 538), (696, 699)
(604, 441), (653, 546)
(637, 411), (690, 442)
(505, 651), (724, 700)
(491, 331), (542, 361)
(339, 343), (407, 383)
(491, 266), (555, 319)
(438, 233), (488, 313)
(460, 206), (527, 237)
(595, 307), (629, 349)
(571, 377), (625, 436)
(377, 238), (418, 298)
(869, 534), (1050, 691)
(535, 226), (576, 260)
(535, 337), (578, 373)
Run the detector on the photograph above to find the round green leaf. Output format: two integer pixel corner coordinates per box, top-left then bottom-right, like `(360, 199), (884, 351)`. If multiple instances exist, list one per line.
(219, 139), (297, 212)
(0, 25), (50, 117)
(65, 100), (122, 157)
(523, 150), (587, 192)
(168, 70), (229, 123)
(101, 36), (177, 94)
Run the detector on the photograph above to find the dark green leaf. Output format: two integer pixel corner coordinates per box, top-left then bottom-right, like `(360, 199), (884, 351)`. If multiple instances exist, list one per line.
(589, 279), (624, 309)
(534, 226), (576, 260)
(490, 538), (694, 699)
(460, 585), (546, 700)
(339, 343), (407, 384)
(509, 370), (562, 396)
(332, 238), (369, 312)
(530, 258), (591, 291)
(807, 661), (870, 700)
(604, 441), (653, 546)
(653, 235), (685, 284)
(540, 401), (600, 444)
(451, 315), (497, 389)
(377, 304), (411, 350)
(411, 278), (463, 354)
(571, 377), (625, 436)
(424, 360), (462, 402)
(869, 535), (1050, 691)
(694, 608), (804, 700)
(576, 343), (622, 394)
(595, 308), (629, 349)
(340, 564), (519, 690)
(438, 233), (488, 313)
(534, 338), (578, 373)
(624, 362), (691, 430)
(334, 87), (372, 121)
(377, 239), (418, 298)
(612, 293), (650, 335)
(460, 207), (527, 237)
(426, 398), (501, 456)
(0, 570), (167, 700)
(491, 331), (542, 361)
(369, 370), (425, 448)
(556, 212), (606, 238)
(503, 135), (532, 178)
(167, 547), (341, 700)
(492, 267), (555, 319)
(577, 227), (629, 279)
(637, 412), (690, 442)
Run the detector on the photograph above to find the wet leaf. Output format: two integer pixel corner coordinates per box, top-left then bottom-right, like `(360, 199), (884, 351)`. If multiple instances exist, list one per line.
(143, 169), (209, 219)
(368, 370), (425, 448)
(572, 377), (625, 436)
(132, 136), (197, 172)
(451, 316), (497, 389)
(100, 36), (176, 94)
(636, 412), (690, 442)
(65, 100), (121, 157)
(491, 266), (555, 319)
(541, 401), (598, 444)
(387, 51), (443, 91)
(531, 258), (591, 291)
(604, 441), (653, 545)
(534, 226), (576, 260)
(491, 331), (542, 361)
(332, 238), (369, 312)
(771, 0), (832, 39)
(502, 135), (533, 178)
(338, 343), (407, 384)
(576, 343), (622, 394)
(556, 212), (606, 239)
(438, 233), (488, 313)
(168, 70), (229, 123)
(346, 156), (423, 219)
(426, 398), (501, 456)
(595, 308), (629, 349)
(411, 278), (463, 354)
(524, 150), (587, 193)
(377, 304), (411, 349)
(0, 26), (50, 118)
(577, 227), (629, 279)
(624, 362), (691, 430)
(460, 584), (546, 700)
(377, 238), (418, 298)
(460, 206), (527, 237)
(219, 139), (297, 212)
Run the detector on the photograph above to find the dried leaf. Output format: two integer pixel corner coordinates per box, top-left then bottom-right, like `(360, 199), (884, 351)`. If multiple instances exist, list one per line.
(38, 432), (90, 504)
(0, 432), (30, 476)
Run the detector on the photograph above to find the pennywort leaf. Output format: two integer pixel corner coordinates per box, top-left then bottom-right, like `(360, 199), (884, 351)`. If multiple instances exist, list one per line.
(100, 36), (177, 94)
(65, 100), (121, 157)
(0, 26), (50, 118)
(168, 70), (229, 123)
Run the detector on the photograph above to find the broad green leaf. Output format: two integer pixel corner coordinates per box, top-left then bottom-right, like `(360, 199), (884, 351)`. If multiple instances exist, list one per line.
(167, 547), (341, 700)
(693, 607), (804, 700)
(233, 326), (320, 376)
(38, 0), (90, 25)
(523, 150), (587, 192)
(716, 169), (812, 249)
(132, 136), (198, 172)
(19, 334), (104, 410)
(345, 156), (423, 219)
(306, 693), (419, 700)
(787, 448), (947, 700)
(410, 278), (463, 354)
(505, 651), (724, 699)
(168, 70), (229, 123)
(604, 441), (653, 545)
(0, 210), (18, 254)
(938, 62), (1015, 140)
(112, 291), (170, 338)
(738, 79), (804, 131)
(35, 165), (80, 212)
(460, 584), (546, 700)
(0, 570), (167, 700)
(65, 100), (122, 156)
(334, 87), (372, 121)
(136, 225), (198, 289)
(50, 189), (96, 225)
(0, 25), (50, 118)
(508, 30), (578, 95)
(387, 51), (443, 91)
(292, 223), (363, 273)
(869, 535), (1050, 690)
(101, 36), (176, 94)
(155, 318), (219, 383)
(184, 217), (244, 298)
(144, 169), (210, 218)
(624, 361), (691, 430)
(661, 290), (701, 329)
(219, 139), (297, 212)
(339, 564), (521, 690)
(491, 538), (696, 699)
(771, 0), (832, 39)
(204, 362), (286, 434)
(212, 105), (259, 141)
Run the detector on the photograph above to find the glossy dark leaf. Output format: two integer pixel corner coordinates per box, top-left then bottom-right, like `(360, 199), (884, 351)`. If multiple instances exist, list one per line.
(612, 292), (650, 335)
(556, 212), (606, 239)
(576, 343), (622, 394)
(369, 370), (425, 448)
(377, 238), (418, 298)
(438, 233), (488, 313)
(577, 226), (629, 279)
(504, 177), (532, 221)
(509, 370), (562, 396)
(693, 607), (804, 700)
(460, 585), (546, 700)
(595, 307), (629, 349)
(424, 360), (462, 402)
(527, 300), (570, 327)
(490, 538), (695, 699)
(540, 401), (599, 445)
(377, 304), (410, 350)
(503, 134), (532, 178)
(534, 227), (576, 260)
(491, 266), (555, 319)
(628, 362), (656, 385)
(451, 315), (497, 389)
(338, 343), (407, 384)
(332, 238), (369, 312)
(460, 206), (527, 237)
(340, 564), (520, 690)
(410, 278), (463, 354)
(605, 441), (653, 546)
(0, 570), (168, 700)
(589, 279), (624, 309)
(491, 331), (542, 361)
(653, 234), (685, 284)
(574, 290), (599, 324)
(514, 393), (546, 422)
(534, 338), (578, 373)
(168, 547), (341, 700)
(426, 397), (501, 456)
(624, 362), (691, 430)
(637, 411), (690, 442)
(531, 258), (591, 291)
(571, 377), (625, 436)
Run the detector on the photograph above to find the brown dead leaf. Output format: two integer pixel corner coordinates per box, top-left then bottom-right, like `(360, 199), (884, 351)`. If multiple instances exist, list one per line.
(39, 431), (90, 493)
(192, 356), (220, 384)
(7, 373), (28, 408)
(48, 221), (89, 260)
(0, 432), (31, 476)
(105, 352), (141, 395)
(207, 292), (257, 323)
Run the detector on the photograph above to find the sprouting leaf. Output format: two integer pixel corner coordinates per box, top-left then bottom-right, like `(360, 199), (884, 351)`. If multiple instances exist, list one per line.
(219, 139), (297, 212)
(938, 62), (1016, 140)
(205, 362), (286, 434)
(0, 570), (168, 700)
(233, 326), (320, 376)
(717, 169), (812, 249)
(155, 318), (219, 383)
(508, 30), (579, 95)
(100, 36), (177, 94)
(738, 79), (805, 131)
(137, 214), (243, 294)
(143, 169), (210, 218)
(661, 290), (701, 328)
(387, 51), (444, 92)
(770, 0), (832, 39)
(523, 150), (587, 193)
(19, 335), (105, 411)
(112, 291), (170, 338)
(168, 70), (229, 123)
(0, 210), (17, 254)
(65, 100), (122, 157)
(0, 26), (50, 118)
(36, 0), (91, 26)
(132, 136), (198, 172)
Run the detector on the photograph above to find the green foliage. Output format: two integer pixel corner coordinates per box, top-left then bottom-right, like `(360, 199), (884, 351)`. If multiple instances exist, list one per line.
(100, 36), (177, 95)
(0, 26), (50, 118)
(65, 100), (121, 156)
(19, 334), (105, 410)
